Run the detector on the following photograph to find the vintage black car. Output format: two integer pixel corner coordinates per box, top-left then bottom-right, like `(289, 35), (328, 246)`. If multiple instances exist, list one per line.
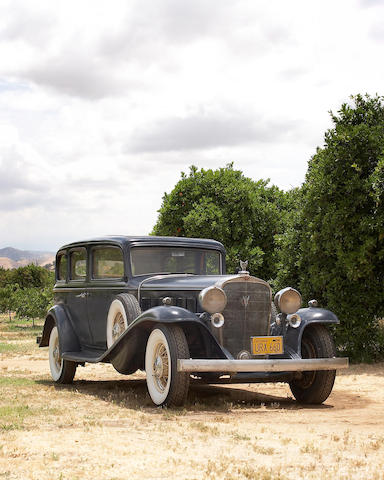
(38, 236), (348, 406)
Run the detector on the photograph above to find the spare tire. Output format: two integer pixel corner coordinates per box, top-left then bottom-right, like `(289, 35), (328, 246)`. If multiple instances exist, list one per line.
(106, 293), (143, 374)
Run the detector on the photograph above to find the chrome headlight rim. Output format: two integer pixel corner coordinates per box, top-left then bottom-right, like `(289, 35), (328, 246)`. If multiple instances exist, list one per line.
(199, 286), (227, 314)
(274, 287), (302, 314)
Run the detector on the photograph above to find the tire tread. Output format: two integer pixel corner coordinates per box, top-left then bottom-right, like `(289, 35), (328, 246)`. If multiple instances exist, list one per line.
(289, 324), (336, 404)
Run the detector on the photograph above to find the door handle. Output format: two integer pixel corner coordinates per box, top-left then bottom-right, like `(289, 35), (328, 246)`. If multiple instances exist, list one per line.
(76, 292), (88, 298)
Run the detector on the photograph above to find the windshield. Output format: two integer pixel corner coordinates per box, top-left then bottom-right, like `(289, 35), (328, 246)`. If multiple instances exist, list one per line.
(130, 247), (222, 276)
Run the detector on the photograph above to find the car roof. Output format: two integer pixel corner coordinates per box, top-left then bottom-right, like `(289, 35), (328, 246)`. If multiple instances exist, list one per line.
(58, 235), (225, 252)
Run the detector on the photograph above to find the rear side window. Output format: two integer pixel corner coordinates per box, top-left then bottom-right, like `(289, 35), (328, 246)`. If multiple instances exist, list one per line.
(57, 252), (67, 281)
(70, 248), (87, 280)
(92, 247), (124, 279)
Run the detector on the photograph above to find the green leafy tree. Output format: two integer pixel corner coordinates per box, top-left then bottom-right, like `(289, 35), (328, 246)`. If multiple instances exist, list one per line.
(153, 164), (286, 280)
(0, 265), (54, 324)
(0, 284), (18, 321)
(8, 264), (54, 289)
(279, 94), (384, 361)
(274, 187), (304, 291)
(13, 287), (53, 326)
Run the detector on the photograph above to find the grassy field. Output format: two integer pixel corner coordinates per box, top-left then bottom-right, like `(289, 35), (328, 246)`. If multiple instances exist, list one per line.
(1, 314), (384, 480)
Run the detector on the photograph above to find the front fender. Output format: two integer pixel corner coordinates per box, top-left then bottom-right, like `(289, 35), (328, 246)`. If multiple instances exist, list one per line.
(39, 305), (80, 354)
(284, 307), (339, 357)
(104, 305), (226, 362)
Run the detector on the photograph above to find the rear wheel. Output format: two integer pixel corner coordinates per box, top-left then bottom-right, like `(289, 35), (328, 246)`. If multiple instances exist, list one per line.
(48, 326), (77, 384)
(289, 324), (336, 404)
(145, 324), (190, 406)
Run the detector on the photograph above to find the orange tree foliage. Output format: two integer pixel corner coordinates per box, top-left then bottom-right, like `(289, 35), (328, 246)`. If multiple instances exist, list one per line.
(152, 164), (288, 280)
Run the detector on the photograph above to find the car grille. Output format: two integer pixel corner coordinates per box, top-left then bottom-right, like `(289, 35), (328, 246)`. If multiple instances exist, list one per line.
(220, 280), (271, 358)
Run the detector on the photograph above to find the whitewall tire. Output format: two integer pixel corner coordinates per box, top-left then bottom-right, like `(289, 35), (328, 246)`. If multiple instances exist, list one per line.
(107, 299), (129, 348)
(48, 326), (76, 384)
(145, 324), (190, 407)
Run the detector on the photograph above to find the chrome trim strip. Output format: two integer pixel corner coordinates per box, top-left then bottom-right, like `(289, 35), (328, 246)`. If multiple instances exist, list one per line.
(53, 287), (128, 292)
(177, 357), (349, 373)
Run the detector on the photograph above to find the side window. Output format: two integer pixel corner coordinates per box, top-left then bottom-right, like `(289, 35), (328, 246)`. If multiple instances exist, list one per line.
(57, 252), (67, 281)
(92, 247), (124, 279)
(205, 251), (221, 275)
(70, 248), (87, 280)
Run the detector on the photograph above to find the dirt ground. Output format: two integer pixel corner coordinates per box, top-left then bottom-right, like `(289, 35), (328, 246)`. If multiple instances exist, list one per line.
(1, 320), (384, 480)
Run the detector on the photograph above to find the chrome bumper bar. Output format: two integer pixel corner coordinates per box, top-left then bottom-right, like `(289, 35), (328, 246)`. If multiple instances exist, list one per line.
(177, 357), (349, 373)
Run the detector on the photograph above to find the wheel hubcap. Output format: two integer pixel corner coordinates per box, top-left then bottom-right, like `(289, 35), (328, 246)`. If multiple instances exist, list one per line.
(53, 341), (61, 371)
(153, 343), (169, 392)
(112, 313), (125, 342)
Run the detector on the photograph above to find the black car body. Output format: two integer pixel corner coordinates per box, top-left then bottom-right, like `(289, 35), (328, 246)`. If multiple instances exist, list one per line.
(39, 236), (348, 406)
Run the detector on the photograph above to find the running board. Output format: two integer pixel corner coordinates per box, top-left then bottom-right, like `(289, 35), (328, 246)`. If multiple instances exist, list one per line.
(177, 357), (349, 373)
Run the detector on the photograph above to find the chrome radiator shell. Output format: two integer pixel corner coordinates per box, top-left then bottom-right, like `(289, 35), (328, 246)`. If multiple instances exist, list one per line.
(214, 275), (272, 358)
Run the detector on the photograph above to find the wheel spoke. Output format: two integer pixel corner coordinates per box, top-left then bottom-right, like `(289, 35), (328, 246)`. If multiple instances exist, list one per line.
(152, 341), (170, 392)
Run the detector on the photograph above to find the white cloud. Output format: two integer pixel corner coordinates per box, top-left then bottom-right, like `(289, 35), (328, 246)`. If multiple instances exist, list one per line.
(0, 0), (383, 250)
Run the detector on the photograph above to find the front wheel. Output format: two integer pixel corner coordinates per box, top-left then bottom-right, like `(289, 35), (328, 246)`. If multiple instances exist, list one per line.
(48, 326), (77, 384)
(145, 324), (190, 407)
(289, 324), (336, 404)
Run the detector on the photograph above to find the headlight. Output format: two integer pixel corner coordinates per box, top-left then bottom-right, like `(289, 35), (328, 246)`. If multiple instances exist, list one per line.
(274, 287), (302, 314)
(199, 286), (227, 314)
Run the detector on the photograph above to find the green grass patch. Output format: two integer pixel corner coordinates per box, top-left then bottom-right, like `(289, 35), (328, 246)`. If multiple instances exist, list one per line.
(0, 377), (35, 386)
(0, 341), (35, 354)
(5, 323), (43, 333)
(0, 343), (17, 353)
(0, 404), (60, 431)
(0, 405), (33, 431)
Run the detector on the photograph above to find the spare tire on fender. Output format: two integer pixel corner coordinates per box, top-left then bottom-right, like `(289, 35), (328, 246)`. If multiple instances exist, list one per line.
(106, 293), (143, 374)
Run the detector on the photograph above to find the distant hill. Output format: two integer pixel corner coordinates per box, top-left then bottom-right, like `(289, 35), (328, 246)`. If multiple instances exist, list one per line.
(0, 247), (55, 269)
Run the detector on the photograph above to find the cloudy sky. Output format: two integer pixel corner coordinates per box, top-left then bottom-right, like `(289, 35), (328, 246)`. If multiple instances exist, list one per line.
(0, 0), (383, 251)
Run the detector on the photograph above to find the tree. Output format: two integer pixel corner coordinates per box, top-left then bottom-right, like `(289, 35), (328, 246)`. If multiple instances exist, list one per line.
(152, 164), (286, 280)
(0, 265), (54, 324)
(12, 287), (53, 326)
(274, 187), (304, 290)
(0, 284), (18, 321)
(280, 94), (384, 361)
(8, 264), (54, 289)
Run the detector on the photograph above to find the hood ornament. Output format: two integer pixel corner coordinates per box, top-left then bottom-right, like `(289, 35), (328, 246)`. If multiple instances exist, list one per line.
(239, 260), (249, 274)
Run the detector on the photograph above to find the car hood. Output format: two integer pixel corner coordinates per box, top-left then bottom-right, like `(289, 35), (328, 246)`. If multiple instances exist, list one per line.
(138, 274), (234, 291)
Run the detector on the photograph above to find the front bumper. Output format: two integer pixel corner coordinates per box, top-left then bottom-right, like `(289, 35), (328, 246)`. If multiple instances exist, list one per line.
(177, 357), (349, 373)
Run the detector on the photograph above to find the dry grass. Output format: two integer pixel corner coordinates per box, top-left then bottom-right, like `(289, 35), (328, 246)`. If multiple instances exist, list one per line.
(1, 315), (384, 479)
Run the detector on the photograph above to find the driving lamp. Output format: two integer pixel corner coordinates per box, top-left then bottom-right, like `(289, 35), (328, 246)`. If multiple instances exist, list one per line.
(287, 313), (301, 328)
(211, 312), (225, 328)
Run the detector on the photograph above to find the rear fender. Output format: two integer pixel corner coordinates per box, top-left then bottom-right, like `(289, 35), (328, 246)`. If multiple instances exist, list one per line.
(39, 305), (80, 354)
(284, 307), (339, 357)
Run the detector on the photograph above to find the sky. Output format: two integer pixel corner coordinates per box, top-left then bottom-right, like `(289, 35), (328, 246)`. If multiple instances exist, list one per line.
(0, 0), (383, 252)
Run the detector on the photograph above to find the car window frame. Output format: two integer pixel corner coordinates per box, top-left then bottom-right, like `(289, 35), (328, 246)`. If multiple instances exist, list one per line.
(90, 245), (125, 281)
(69, 247), (88, 282)
(129, 246), (223, 277)
(56, 250), (68, 283)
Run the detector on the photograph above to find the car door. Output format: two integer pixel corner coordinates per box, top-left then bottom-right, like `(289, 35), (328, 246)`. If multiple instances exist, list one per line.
(66, 247), (93, 348)
(87, 245), (126, 348)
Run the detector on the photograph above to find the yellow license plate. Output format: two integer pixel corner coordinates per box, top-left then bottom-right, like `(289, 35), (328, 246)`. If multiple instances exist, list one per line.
(251, 336), (283, 355)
